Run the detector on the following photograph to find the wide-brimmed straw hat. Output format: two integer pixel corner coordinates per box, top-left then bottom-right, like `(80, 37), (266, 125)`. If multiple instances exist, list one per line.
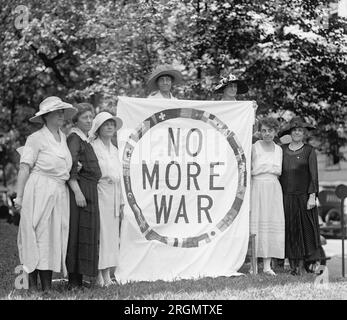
(147, 65), (183, 92)
(29, 96), (77, 123)
(88, 111), (123, 140)
(279, 116), (316, 137)
(214, 74), (249, 94)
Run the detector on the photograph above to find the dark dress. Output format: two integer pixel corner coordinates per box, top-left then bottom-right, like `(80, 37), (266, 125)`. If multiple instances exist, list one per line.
(279, 144), (322, 262)
(66, 132), (102, 277)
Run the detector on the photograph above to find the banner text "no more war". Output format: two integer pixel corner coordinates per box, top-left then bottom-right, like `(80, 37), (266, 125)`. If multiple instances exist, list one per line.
(141, 128), (226, 224)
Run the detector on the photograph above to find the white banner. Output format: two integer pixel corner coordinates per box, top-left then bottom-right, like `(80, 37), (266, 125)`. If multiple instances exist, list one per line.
(115, 97), (254, 282)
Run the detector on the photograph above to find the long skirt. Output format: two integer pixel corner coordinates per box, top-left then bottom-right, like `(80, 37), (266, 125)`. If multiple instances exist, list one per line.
(17, 173), (69, 275)
(250, 174), (285, 258)
(98, 181), (120, 269)
(283, 193), (322, 261)
(66, 177), (100, 277)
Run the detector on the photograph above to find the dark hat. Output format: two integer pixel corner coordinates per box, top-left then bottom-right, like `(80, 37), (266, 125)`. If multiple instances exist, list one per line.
(147, 65), (183, 92)
(278, 116), (316, 137)
(214, 73), (249, 94)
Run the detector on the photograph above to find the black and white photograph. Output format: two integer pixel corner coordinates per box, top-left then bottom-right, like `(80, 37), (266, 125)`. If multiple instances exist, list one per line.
(0, 0), (347, 304)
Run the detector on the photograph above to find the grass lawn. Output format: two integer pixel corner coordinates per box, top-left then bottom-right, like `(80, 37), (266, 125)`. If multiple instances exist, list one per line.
(1, 220), (346, 300)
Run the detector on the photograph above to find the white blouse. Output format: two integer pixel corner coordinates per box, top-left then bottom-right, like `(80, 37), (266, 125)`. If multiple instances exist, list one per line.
(251, 140), (282, 177)
(91, 138), (124, 216)
(20, 125), (72, 181)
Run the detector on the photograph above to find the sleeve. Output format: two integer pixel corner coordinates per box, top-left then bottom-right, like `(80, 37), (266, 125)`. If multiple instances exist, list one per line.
(67, 133), (81, 180)
(276, 146), (283, 176)
(308, 146), (319, 194)
(20, 133), (41, 168)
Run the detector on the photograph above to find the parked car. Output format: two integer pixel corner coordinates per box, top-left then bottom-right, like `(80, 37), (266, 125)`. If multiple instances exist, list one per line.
(318, 187), (347, 238)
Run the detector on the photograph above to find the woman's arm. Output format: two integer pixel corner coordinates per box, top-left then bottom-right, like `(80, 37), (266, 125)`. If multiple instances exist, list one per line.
(67, 134), (87, 207)
(307, 147), (319, 210)
(67, 133), (82, 180)
(68, 179), (87, 207)
(14, 163), (30, 210)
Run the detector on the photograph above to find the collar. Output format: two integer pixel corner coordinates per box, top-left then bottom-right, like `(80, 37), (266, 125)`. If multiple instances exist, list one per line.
(69, 127), (89, 142)
(42, 125), (64, 143)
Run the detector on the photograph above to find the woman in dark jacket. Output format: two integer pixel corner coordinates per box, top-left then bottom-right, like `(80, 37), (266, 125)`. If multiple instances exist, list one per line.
(279, 117), (323, 275)
(66, 103), (102, 288)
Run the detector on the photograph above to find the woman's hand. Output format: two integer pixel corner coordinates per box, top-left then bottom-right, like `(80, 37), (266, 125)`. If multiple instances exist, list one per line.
(75, 191), (87, 208)
(307, 195), (316, 210)
(252, 101), (258, 110)
(14, 197), (22, 211)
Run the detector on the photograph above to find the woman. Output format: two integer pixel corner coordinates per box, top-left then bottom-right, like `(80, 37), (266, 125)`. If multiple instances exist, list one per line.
(89, 111), (124, 287)
(15, 96), (76, 291)
(279, 117), (323, 275)
(147, 64), (183, 99)
(66, 103), (102, 289)
(214, 73), (249, 101)
(250, 117), (285, 275)
(214, 73), (258, 135)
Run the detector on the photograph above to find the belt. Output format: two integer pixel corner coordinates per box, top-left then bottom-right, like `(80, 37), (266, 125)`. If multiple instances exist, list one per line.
(30, 172), (67, 185)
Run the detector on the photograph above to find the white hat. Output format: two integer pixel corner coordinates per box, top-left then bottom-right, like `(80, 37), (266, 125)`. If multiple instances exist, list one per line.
(88, 111), (123, 140)
(29, 96), (77, 123)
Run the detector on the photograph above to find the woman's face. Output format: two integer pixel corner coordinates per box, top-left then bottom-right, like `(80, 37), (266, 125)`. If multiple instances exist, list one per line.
(44, 109), (65, 127)
(157, 75), (172, 93)
(98, 119), (116, 138)
(260, 124), (276, 142)
(290, 127), (305, 142)
(224, 82), (237, 97)
(76, 111), (94, 133)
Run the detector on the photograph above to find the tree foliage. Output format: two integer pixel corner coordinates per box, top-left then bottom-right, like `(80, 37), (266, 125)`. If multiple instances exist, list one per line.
(0, 0), (347, 182)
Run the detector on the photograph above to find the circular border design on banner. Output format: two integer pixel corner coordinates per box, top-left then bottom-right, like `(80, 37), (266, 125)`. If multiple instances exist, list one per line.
(122, 108), (247, 248)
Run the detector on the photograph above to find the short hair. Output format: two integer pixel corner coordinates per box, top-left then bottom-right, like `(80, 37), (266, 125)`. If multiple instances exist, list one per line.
(72, 103), (94, 124)
(259, 117), (280, 131)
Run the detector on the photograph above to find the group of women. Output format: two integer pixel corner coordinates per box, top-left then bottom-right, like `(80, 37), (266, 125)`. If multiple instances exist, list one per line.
(15, 97), (124, 291)
(14, 65), (323, 292)
(250, 116), (323, 276)
(147, 65), (324, 276)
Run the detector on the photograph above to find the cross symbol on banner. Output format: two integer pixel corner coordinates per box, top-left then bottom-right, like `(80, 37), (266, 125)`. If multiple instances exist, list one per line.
(159, 112), (166, 121)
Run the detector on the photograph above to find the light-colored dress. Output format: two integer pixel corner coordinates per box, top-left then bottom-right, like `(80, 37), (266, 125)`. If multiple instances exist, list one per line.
(91, 138), (124, 269)
(250, 140), (285, 259)
(18, 125), (72, 275)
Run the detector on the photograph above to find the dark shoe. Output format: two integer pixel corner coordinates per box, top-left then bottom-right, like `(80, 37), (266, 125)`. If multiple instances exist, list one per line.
(39, 270), (53, 291)
(290, 268), (298, 276)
